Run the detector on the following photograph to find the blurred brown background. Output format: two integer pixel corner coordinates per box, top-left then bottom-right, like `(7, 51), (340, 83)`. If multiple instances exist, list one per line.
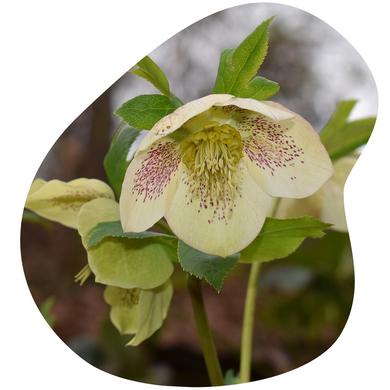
(20, 3), (377, 386)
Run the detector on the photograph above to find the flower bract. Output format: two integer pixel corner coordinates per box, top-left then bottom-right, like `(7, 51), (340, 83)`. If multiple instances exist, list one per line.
(120, 94), (334, 257)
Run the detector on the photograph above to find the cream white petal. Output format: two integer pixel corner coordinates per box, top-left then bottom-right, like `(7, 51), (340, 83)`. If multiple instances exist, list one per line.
(271, 192), (324, 220)
(271, 155), (356, 233)
(135, 94), (235, 154)
(321, 154), (358, 232)
(216, 97), (295, 122)
(164, 162), (272, 258)
(120, 138), (182, 233)
(242, 101), (334, 198)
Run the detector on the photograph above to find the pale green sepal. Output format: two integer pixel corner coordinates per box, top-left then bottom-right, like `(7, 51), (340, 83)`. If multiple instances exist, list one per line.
(77, 198), (174, 289)
(25, 178), (115, 229)
(126, 280), (173, 346)
(28, 178), (46, 195)
(104, 286), (140, 335)
(87, 220), (179, 263)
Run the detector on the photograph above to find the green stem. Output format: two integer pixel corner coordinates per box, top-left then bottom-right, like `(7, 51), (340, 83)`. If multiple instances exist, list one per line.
(239, 261), (262, 383)
(187, 274), (225, 386)
(239, 198), (281, 383)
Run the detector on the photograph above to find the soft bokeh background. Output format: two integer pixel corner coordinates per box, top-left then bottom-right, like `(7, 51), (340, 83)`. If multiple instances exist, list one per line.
(20, 3), (377, 386)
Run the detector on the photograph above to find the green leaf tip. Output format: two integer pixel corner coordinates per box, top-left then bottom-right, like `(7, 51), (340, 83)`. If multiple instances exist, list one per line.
(320, 100), (376, 160)
(211, 16), (279, 101)
(178, 240), (240, 293)
(130, 56), (171, 98)
(129, 56), (183, 108)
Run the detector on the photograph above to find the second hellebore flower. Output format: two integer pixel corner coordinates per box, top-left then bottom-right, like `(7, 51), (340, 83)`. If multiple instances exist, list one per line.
(120, 94), (334, 257)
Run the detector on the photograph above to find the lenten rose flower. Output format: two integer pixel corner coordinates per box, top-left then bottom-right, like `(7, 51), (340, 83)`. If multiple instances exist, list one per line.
(120, 94), (334, 257)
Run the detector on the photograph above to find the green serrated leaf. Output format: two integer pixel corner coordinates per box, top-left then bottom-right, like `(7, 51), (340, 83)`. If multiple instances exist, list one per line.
(211, 17), (279, 101)
(178, 240), (239, 293)
(320, 100), (357, 144)
(240, 217), (331, 263)
(87, 219), (178, 264)
(87, 220), (176, 247)
(323, 118), (376, 160)
(130, 56), (183, 108)
(114, 94), (177, 130)
(235, 75), (279, 101)
(103, 125), (141, 198)
(131, 56), (171, 98)
(320, 100), (376, 160)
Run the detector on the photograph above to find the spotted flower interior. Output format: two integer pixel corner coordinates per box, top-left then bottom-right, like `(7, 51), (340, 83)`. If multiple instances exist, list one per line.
(120, 95), (334, 257)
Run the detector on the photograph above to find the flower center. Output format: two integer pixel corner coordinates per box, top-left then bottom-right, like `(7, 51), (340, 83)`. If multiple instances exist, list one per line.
(179, 121), (244, 200)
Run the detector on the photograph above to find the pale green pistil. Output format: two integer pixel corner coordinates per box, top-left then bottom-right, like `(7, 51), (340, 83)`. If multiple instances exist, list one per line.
(179, 121), (244, 200)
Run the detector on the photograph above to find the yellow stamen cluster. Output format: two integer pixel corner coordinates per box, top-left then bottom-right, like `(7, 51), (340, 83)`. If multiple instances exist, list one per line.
(179, 121), (244, 199)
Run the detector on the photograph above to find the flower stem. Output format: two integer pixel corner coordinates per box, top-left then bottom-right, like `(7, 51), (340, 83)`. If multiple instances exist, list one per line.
(239, 198), (281, 382)
(187, 274), (225, 386)
(239, 261), (262, 383)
